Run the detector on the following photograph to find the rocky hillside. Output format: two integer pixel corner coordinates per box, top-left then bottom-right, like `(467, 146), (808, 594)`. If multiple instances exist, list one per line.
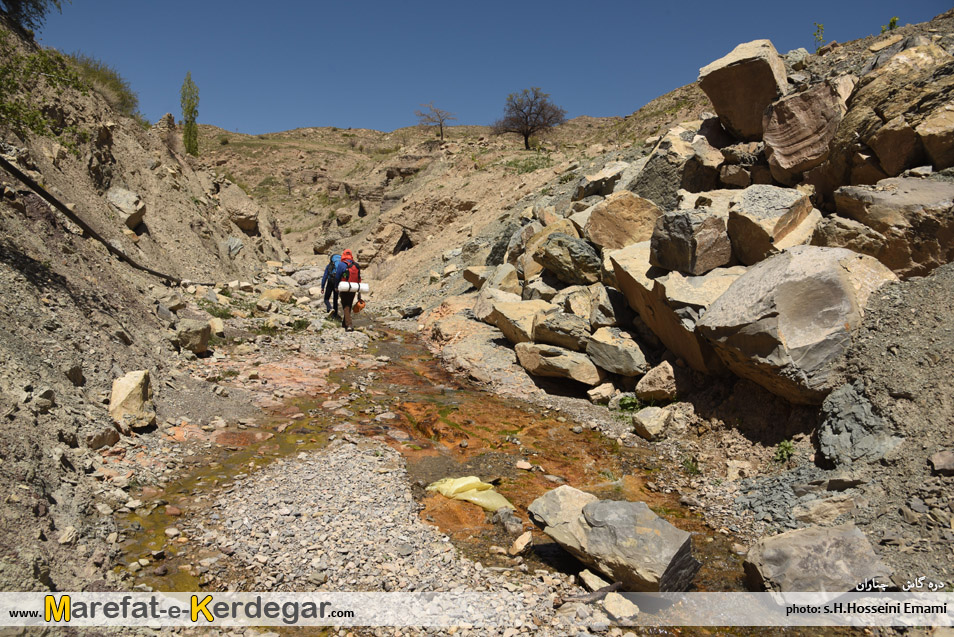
(418, 7), (954, 592)
(0, 18), (288, 591)
(1, 2), (953, 615)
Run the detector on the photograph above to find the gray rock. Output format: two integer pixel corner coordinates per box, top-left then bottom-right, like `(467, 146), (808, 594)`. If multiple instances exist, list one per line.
(586, 327), (649, 377)
(533, 233), (602, 286)
(532, 310), (591, 352)
(650, 208), (732, 276)
(817, 383), (903, 466)
(632, 406), (671, 441)
(631, 125), (723, 210)
(107, 187), (146, 229)
(726, 185), (814, 265)
(744, 523), (891, 592)
(573, 161), (629, 201)
(528, 486), (700, 592)
(698, 246), (897, 404)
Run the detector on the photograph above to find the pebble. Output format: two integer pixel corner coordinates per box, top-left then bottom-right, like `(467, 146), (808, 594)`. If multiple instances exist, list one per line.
(178, 439), (595, 634)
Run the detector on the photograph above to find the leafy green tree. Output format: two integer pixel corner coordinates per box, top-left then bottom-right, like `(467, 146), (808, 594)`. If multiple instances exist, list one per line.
(492, 87), (566, 150)
(180, 71), (199, 156)
(0, 0), (68, 32)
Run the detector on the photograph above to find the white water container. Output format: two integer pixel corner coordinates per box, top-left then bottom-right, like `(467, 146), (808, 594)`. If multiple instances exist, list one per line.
(337, 281), (369, 293)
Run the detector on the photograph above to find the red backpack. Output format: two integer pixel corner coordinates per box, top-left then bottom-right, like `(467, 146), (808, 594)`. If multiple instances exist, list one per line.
(340, 258), (361, 283)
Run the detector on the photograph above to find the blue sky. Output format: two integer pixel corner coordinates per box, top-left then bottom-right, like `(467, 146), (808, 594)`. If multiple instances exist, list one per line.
(38, 1), (948, 135)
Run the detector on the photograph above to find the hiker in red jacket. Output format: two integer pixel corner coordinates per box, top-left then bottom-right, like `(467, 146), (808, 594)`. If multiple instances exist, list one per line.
(334, 249), (362, 331)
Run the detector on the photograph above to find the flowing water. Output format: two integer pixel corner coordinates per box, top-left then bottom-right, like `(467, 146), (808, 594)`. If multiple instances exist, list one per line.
(119, 325), (748, 596)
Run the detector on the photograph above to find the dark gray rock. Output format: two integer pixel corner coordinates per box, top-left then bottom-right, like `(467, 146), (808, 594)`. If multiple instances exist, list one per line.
(528, 486), (700, 592)
(649, 209), (732, 275)
(817, 382), (902, 467)
(533, 233), (601, 286)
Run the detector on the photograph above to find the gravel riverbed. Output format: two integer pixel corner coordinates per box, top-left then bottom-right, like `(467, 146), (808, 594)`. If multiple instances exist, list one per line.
(176, 436), (631, 636)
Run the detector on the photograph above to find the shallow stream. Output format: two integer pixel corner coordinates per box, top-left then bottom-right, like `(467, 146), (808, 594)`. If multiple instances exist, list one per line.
(119, 325), (747, 594)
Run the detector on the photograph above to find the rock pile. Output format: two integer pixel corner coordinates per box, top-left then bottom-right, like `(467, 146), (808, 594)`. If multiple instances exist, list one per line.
(458, 25), (954, 408)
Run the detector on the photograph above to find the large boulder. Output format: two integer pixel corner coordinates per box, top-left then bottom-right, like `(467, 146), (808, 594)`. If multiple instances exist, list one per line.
(108, 370), (156, 433)
(650, 208), (733, 275)
(484, 263), (523, 295)
(518, 219), (579, 281)
(504, 222), (543, 267)
(810, 215), (891, 263)
(698, 246), (897, 404)
(631, 122), (724, 210)
(744, 524), (891, 592)
(219, 182), (262, 233)
(916, 106), (954, 169)
(106, 187), (146, 229)
(176, 319), (211, 354)
(474, 287), (521, 324)
(586, 327), (649, 377)
(698, 40), (788, 141)
(528, 486), (700, 592)
(487, 300), (556, 345)
(833, 177), (954, 278)
(532, 310), (591, 352)
(583, 191), (662, 250)
(726, 185), (815, 265)
(611, 242), (743, 374)
(533, 233), (602, 286)
(515, 343), (605, 386)
(816, 44), (954, 198)
(762, 82), (845, 184)
(573, 161), (630, 201)
(867, 115), (926, 177)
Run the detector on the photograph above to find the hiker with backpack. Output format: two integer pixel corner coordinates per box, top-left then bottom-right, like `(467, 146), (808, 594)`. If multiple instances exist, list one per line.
(334, 249), (362, 331)
(320, 253), (342, 317)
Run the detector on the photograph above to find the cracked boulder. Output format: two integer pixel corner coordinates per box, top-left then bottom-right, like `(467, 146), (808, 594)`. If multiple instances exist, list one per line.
(529, 486), (700, 592)
(698, 246), (897, 404)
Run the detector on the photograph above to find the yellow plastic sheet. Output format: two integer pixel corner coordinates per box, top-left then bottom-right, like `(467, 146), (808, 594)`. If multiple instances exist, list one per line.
(426, 476), (515, 512)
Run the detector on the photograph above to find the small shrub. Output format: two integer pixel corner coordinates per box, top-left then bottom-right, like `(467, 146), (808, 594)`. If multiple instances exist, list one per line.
(558, 173), (576, 184)
(502, 152), (553, 174)
(774, 439), (795, 463)
(291, 319), (311, 331)
(198, 299), (232, 319)
(813, 22), (825, 52)
(218, 135), (229, 145)
(617, 395), (641, 411)
(681, 455), (701, 475)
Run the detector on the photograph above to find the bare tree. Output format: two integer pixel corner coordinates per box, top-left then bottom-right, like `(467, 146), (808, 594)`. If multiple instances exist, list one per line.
(415, 102), (456, 141)
(492, 87), (566, 150)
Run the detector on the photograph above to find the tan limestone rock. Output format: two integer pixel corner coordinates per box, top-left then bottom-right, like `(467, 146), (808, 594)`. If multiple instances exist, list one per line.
(834, 177), (954, 277)
(583, 191), (662, 250)
(915, 104), (954, 170)
(109, 370), (156, 433)
(515, 343), (606, 386)
(698, 40), (788, 141)
(726, 185), (814, 265)
(487, 300), (556, 345)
